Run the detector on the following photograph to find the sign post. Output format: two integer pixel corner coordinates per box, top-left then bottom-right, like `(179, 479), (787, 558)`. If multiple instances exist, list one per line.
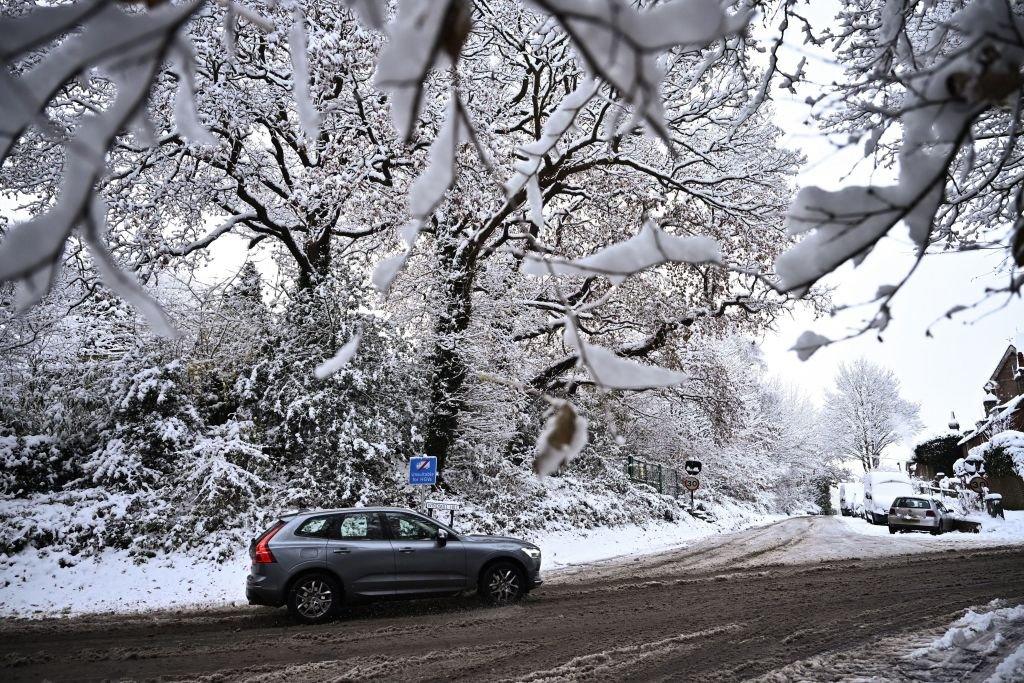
(408, 456), (437, 512)
(425, 499), (460, 526)
(682, 474), (700, 509)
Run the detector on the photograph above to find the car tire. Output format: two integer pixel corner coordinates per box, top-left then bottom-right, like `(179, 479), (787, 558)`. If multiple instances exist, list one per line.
(929, 528), (941, 536)
(287, 572), (341, 624)
(889, 526), (897, 534)
(479, 561), (526, 606)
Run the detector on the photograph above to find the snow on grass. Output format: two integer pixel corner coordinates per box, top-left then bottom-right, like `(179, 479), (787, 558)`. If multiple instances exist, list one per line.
(0, 548), (251, 618)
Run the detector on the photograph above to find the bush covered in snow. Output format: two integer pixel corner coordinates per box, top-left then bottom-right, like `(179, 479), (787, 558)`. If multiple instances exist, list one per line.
(976, 431), (1024, 479)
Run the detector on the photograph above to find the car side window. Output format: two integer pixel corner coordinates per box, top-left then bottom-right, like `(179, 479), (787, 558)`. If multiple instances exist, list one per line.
(332, 513), (384, 540)
(386, 513), (439, 541)
(295, 516), (331, 538)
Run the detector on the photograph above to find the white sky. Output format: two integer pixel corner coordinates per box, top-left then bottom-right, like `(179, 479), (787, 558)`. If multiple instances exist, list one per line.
(756, 4), (1024, 460)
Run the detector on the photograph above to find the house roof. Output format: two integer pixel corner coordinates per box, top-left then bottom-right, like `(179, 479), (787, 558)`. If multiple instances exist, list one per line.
(957, 393), (1024, 445)
(989, 343), (1019, 382)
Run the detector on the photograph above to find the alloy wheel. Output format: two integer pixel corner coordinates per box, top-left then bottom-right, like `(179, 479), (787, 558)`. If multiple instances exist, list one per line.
(295, 578), (333, 619)
(487, 568), (521, 604)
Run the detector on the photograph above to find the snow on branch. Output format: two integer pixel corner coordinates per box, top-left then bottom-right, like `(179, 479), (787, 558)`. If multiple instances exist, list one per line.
(344, 0), (386, 29)
(0, 1), (314, 333)
(505, 78), (598, 197)
(314, 331), (363, 379)
(529, 0), (750, 142)
(0, 2), (201, 164)
(373, 96), (467, 293)
(563, 316), (687, 390)
(374, 0), (472, 142)
(0, 1), (201, 334)
(522, 219), (721, 284)
(289, 7), (321, 142)
(774, 0), (1023, 296)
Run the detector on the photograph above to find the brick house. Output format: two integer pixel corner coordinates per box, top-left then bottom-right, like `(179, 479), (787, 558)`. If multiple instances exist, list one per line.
(955, 344), (1024, 508)
(958, 344), (1024, 457)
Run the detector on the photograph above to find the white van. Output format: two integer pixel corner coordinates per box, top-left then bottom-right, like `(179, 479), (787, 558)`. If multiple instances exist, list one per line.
(838, 482), (864, 517)
(862, 470), (914, 525)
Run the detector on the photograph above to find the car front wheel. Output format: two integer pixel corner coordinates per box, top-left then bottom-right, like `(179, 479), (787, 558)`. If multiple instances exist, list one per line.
(287, 573), (341, 624)
(480, 562), (526, 606)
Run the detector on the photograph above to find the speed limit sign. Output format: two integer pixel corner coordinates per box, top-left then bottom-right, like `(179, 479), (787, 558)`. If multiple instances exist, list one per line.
(682, 475), (700, 492)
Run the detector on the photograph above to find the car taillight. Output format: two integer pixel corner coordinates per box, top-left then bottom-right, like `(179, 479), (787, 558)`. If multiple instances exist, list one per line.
(253, 521), (284, 564)
(925, 510), (936, 518)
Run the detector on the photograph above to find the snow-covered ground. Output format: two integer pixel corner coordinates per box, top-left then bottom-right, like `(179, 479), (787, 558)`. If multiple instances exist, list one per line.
(526, 511), (783, 571)
(0, 548), (252, 618)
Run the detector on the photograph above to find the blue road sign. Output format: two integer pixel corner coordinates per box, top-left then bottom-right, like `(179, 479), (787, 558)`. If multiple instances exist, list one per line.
(409, 456), (438, 485)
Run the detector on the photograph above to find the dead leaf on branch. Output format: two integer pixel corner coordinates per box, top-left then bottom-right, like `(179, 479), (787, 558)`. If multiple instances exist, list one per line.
(533, 402), (588, 478)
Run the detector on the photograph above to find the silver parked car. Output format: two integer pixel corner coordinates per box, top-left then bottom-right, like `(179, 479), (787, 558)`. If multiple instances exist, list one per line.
(887, 497), (955, 535)
(246, 507), (543, 623)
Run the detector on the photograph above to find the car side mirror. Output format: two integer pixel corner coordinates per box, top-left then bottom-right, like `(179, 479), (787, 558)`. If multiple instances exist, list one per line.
(436, 529), (448, 547)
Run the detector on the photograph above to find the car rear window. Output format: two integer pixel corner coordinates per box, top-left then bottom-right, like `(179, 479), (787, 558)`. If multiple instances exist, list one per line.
(893, 498), (929, 509)
(295, 516), (331, 538)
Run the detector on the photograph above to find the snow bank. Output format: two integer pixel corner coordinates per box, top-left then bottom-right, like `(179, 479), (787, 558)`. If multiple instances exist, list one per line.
(0, 548), (250, 618)
(907, 601), (1024, 681)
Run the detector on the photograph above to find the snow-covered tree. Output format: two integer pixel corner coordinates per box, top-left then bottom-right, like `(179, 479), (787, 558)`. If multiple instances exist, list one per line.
(822, 359), (922, 471)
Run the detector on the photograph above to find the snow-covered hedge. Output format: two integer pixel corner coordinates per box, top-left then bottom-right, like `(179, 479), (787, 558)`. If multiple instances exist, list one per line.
(974, 431), (1024, 479)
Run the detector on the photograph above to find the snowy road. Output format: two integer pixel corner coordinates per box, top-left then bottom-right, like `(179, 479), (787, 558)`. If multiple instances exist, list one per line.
(2, 516), (1024, 681)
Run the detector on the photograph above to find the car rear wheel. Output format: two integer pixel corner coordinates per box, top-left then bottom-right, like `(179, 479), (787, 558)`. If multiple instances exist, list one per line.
(287, 573), (341, 624)
(480, 562), (526, 606)
(889, 526), (897, 534)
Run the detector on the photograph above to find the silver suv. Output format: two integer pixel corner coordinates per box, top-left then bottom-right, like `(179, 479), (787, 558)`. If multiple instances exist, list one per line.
(246, 507), (543, 623)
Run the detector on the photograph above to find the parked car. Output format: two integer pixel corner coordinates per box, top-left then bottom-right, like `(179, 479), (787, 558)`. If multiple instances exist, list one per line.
(863, 470), (915, 525)
(246, 507), (543, 623)
(887, 497), (955, 535)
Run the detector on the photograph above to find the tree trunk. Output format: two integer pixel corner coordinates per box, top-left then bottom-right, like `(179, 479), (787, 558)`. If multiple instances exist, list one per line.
(422, 229), (474, 481)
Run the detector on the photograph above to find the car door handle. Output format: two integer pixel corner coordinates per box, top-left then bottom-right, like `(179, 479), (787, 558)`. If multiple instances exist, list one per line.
(332, 548), (351, 554)
(398, 547), (415, 554)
